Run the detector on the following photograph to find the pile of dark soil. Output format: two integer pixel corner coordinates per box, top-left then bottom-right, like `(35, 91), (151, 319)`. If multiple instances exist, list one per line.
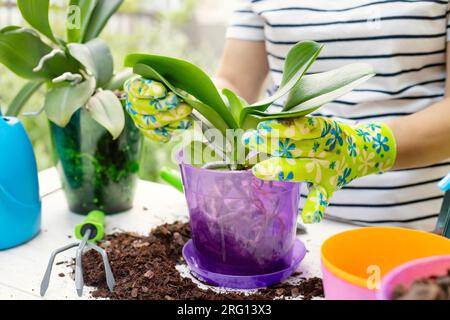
(81, 221), (324, 300)
(393, 271), (450, 300)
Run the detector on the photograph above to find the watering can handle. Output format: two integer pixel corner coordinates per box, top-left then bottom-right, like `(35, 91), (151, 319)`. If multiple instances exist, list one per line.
(159, 167), (184, 193)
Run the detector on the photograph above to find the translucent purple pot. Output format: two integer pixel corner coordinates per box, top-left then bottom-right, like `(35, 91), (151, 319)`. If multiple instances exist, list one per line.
(179, 161), (301, 276)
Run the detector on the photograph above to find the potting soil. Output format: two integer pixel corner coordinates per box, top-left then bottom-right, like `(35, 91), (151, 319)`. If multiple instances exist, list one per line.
(75, 221), (323, 300)
(393, 270), (450, 300)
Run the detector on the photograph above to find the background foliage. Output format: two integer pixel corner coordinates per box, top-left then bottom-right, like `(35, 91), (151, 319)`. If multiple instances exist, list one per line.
(0, 0), (225, 181)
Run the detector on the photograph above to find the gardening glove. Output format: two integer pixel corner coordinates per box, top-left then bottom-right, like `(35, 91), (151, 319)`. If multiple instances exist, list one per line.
(243, 117), (397, 224)
(124, 77), (193, 143)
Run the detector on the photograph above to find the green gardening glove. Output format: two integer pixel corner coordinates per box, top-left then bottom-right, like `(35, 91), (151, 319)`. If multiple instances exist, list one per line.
(124, 77), (193, 142)
(243, 117), (397, 224)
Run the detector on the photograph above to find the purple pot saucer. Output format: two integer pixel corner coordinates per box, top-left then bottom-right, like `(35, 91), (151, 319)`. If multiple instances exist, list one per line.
(182, 239), (307, 289)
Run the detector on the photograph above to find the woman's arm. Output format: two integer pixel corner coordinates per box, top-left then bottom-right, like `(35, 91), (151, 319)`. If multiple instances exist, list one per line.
(215, 39), (269, 103)
(388, 48), (450, 170)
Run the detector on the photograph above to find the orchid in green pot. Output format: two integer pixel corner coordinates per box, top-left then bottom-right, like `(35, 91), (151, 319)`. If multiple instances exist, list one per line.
(122, 41), (376, 284)
(0, 0), (141, 214)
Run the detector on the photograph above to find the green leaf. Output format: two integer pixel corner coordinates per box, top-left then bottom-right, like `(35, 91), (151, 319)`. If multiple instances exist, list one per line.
(0, 26), (79, 80)
(283, 63), (375, 111)
(125, 54), (237, 129)
(244, 63), (375, 126)
(68, 38), (114, 87)
(222, 88), (247, 127)
(248, 41), (323, 112)
(243, 107), (321, 130)
(105, 69), (132, 91)
(241, 63), (375, 129)
(86, 90), (124, 139)
(6, 81), (44, 116)
(67, 0), (98, 43)
(0, 26), (53, 79)
(17, 0), (56, 43)
(132, 63), (231, 136)
(82, 0), (123, 42)
(35, 48), (81, 77)
(44, 78), (96, 127)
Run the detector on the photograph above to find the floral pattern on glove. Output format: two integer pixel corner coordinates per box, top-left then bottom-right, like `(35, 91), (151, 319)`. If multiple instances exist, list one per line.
(243, 117), (397, 224)
(124, 77), (193, 143)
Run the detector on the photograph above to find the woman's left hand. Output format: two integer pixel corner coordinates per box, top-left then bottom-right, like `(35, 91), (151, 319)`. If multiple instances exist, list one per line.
(243, 116), (397, 224)
(124, 77), (193, 143)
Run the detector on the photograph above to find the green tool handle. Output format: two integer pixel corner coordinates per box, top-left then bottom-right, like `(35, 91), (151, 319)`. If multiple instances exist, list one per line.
(160, 167), (184, 193)
(75, 210), (105, 242)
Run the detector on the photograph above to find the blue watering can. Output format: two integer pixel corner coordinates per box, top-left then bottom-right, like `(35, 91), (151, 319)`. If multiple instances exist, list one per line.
(0, 115), (41, 250)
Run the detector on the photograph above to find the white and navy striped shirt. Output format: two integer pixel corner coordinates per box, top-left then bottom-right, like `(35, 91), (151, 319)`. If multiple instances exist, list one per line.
(227, 0), (450, 230)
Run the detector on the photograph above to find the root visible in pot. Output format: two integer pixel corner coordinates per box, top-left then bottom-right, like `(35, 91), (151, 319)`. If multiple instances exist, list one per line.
(77, 222), (324, 300)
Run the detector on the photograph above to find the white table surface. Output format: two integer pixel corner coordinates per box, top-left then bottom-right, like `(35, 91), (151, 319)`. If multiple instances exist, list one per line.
(0, 168), (355, 300)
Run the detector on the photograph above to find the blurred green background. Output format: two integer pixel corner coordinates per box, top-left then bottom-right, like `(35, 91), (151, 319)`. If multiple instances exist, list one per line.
(0, 0), (235, 181)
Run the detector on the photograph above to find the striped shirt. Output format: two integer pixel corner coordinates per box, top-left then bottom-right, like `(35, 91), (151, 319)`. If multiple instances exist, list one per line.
(226, 0), (450, 230)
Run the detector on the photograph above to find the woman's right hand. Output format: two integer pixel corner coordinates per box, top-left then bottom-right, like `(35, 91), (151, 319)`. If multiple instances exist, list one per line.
(124, 77), (193, 143)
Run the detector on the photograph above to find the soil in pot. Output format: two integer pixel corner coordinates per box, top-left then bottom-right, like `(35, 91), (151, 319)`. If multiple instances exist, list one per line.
(392, 270), (450, 300)
(74, 221), (323, 300)
(50, 106), (141, 214)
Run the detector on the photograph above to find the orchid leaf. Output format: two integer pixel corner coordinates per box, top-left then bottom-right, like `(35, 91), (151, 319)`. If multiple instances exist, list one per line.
(242, 64), (375, 128)
(247, 41), (323, 112)
(17, 0), (57, 44)
(132, 63), (231, 136)
(68, 38), (114, 87)
(82, 0), (124, 42)
(105, 69), (133, 91)
(6, 80), (44, 116)
(242, 107), (321, 130)
(222, 88), (247, 126)
(0, 26), (54, 79)
(44, 78), (96, 127)
(86, 90), (124, 139)
(283, 63), (375, 111)
(125, 54), (237, 129)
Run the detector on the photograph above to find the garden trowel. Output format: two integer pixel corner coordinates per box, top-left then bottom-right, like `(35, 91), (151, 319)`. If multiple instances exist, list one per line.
(40, 210), (115, 297)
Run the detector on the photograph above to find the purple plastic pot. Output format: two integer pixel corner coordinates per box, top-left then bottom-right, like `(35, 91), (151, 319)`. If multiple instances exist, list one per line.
(379, 255), (450, 300)
(179, 161), (301, 276)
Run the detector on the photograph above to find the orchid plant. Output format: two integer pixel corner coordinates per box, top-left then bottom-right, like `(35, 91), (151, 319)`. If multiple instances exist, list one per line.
(0, 0), (129, 139)
(124, 41), (375, 169)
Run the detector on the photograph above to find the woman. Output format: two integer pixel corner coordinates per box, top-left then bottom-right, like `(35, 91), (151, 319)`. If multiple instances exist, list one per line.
(126, 0), (450, 230)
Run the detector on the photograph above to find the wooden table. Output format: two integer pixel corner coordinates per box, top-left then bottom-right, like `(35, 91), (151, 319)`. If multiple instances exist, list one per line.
(0, 168), (354, 300)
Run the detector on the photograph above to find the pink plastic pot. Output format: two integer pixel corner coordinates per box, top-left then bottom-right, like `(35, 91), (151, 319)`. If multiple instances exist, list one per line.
(378, 255), (450, 300)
